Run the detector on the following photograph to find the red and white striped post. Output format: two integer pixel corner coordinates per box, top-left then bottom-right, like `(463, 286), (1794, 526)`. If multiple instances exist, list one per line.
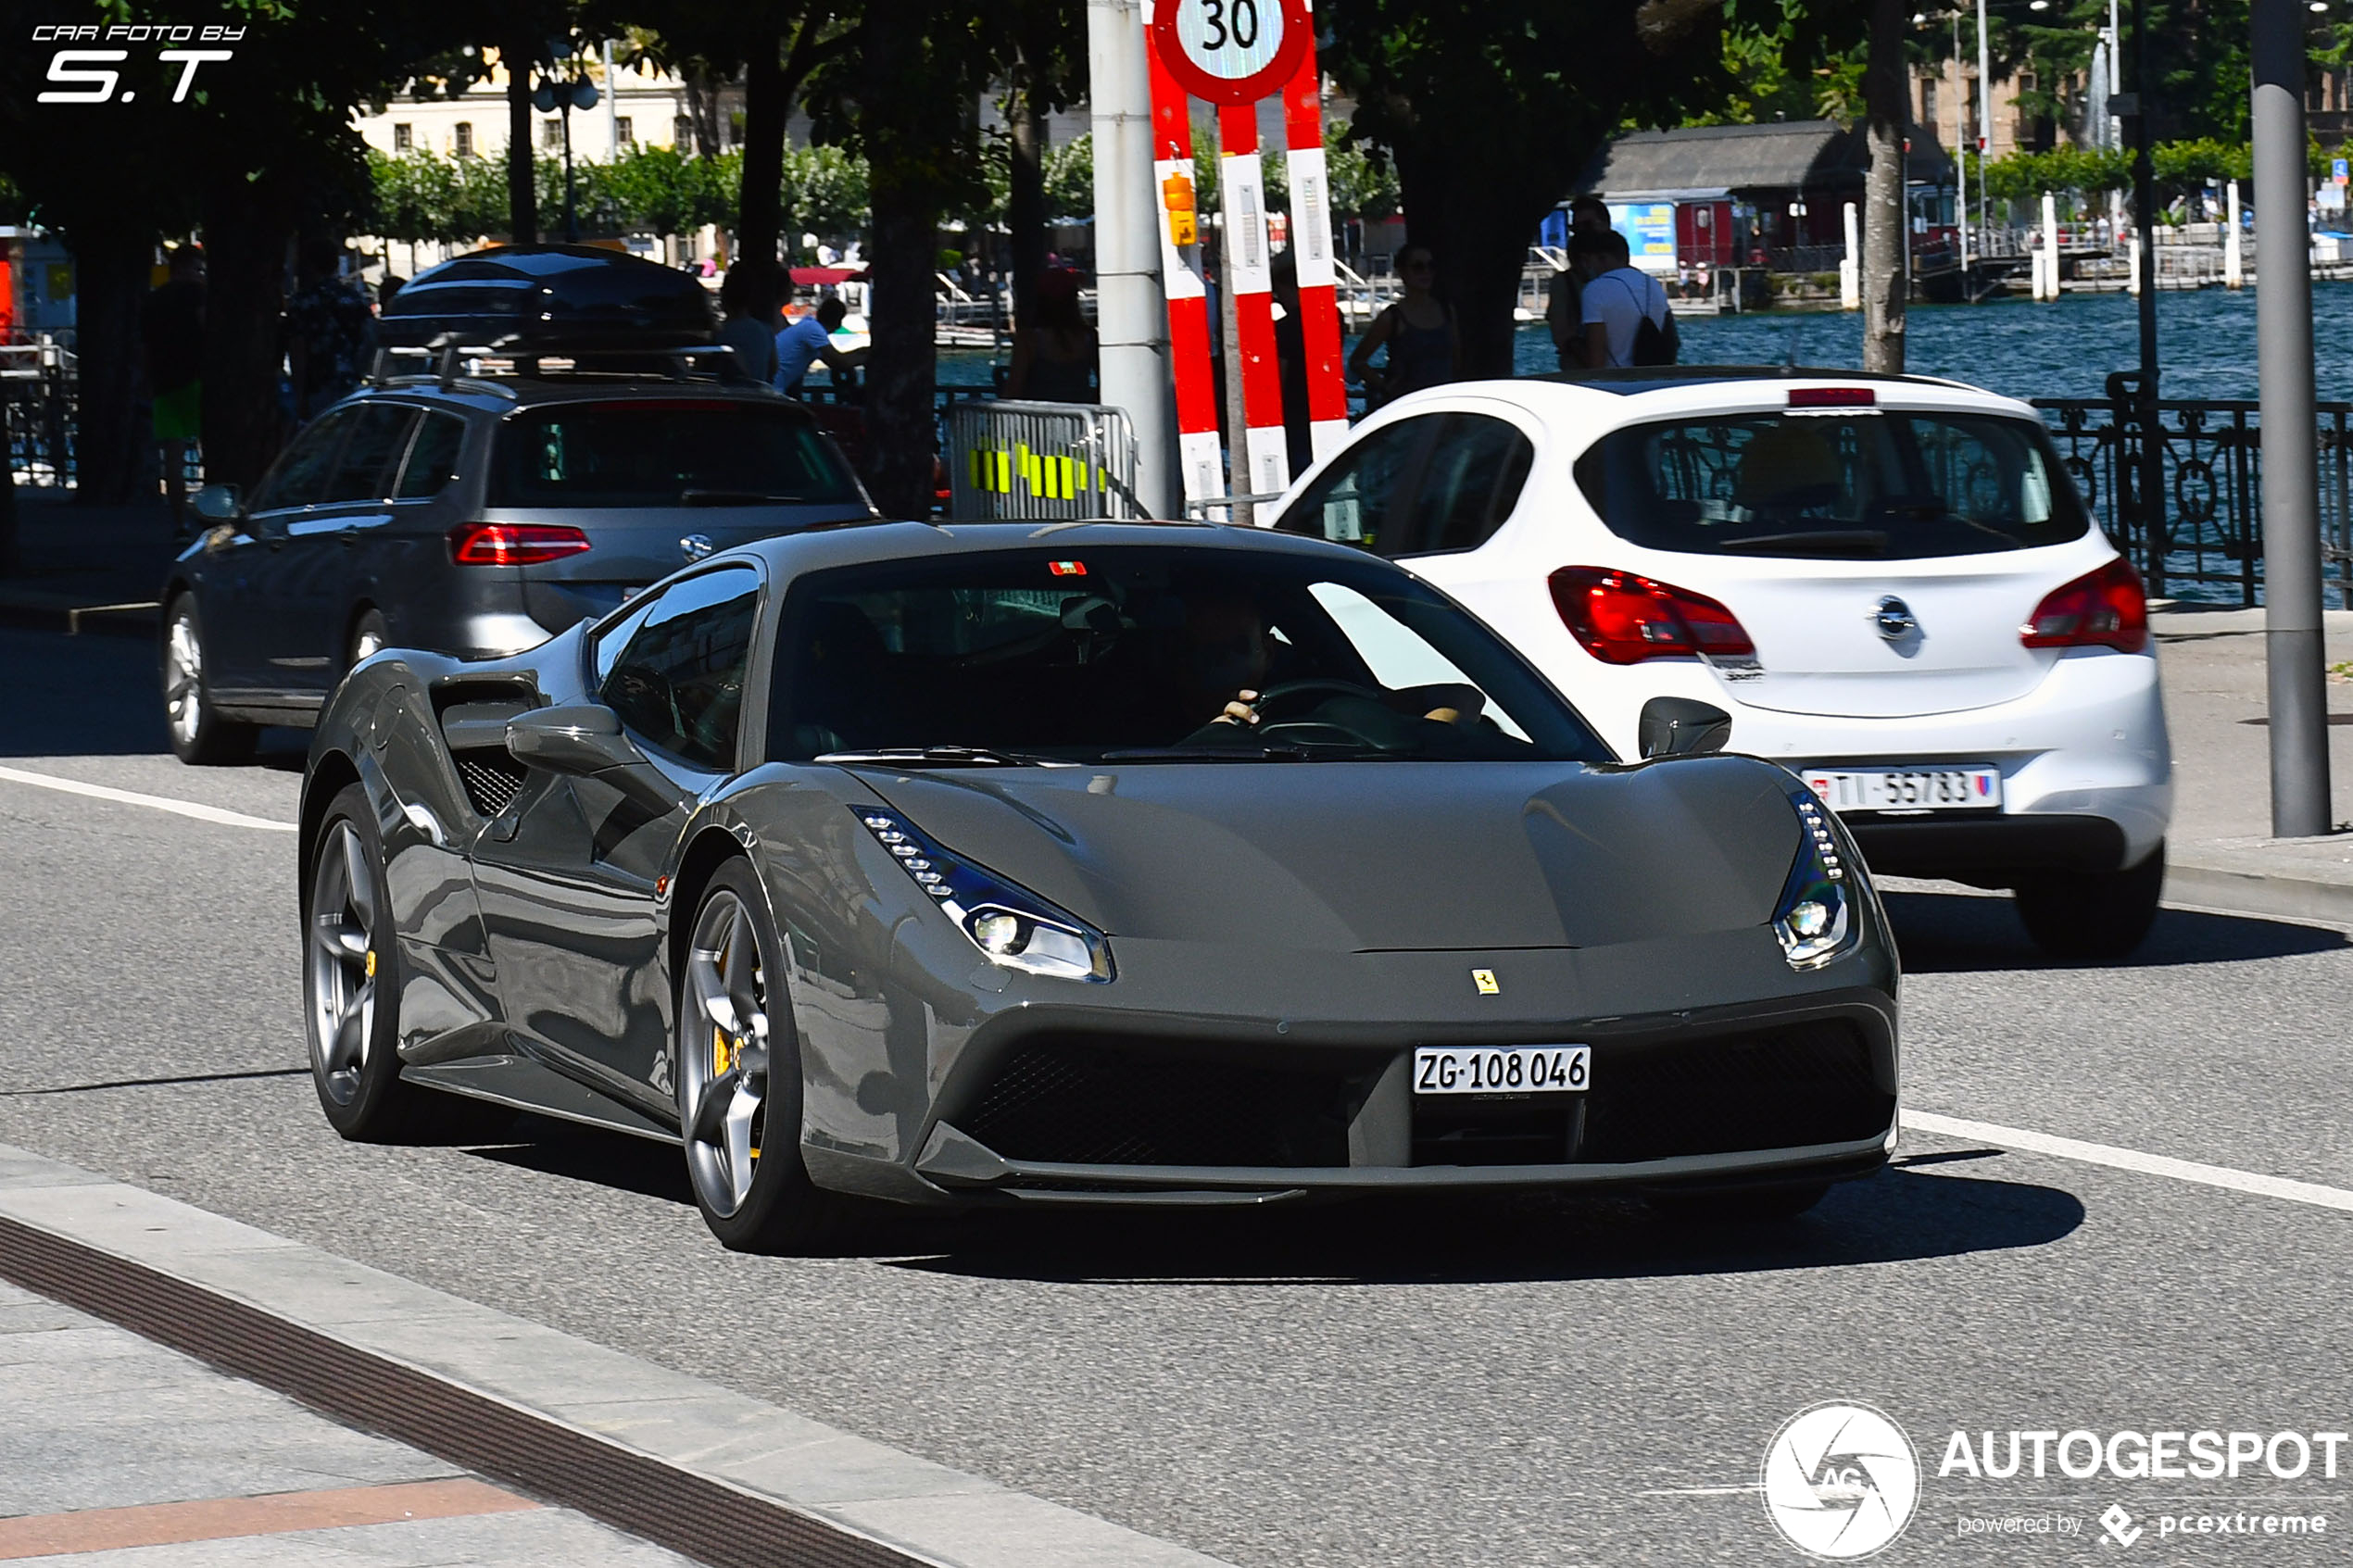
(1278, 26), (1347, 464)
(1145, 31), (1223, 508)
(1216, 102), (1290, 506)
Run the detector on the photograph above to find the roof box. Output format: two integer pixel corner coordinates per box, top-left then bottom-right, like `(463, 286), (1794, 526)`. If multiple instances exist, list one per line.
(378, 245), (717, 351)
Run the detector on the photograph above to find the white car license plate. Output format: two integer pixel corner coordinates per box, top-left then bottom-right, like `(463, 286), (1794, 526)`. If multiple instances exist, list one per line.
(1801, 765), (2003, 813)
(1414, 1046), (1590, 1096)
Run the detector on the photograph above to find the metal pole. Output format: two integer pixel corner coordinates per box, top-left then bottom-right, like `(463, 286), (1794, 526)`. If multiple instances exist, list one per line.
(1955, 12), (1971, 277)
(1976, 0), (1992, 239)
(2129, 0), (2163, 595)
(1088, 0), (1176, 518)
(603, 40), (617, 157)
(2252, 0), (2336, 836)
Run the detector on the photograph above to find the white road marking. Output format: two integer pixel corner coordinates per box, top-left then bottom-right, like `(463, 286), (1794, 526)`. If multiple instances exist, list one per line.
(0, 764), (296, 833)
(1906, 1110), (2353, 1216)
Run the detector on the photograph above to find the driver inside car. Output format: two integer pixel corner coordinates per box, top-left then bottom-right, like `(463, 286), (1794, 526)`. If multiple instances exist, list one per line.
(1173, 591), (1486, 742)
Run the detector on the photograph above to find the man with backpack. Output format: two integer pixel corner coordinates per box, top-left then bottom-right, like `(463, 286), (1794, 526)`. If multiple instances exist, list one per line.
(1570, 230), (1678, 370)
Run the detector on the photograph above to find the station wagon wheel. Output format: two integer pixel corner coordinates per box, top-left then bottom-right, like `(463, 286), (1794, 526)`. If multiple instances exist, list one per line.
(305, 784), (423, 1140)
(161, 595), (257, 766)
(350, 608), (389, 668)
(677, 859), (840, 1252)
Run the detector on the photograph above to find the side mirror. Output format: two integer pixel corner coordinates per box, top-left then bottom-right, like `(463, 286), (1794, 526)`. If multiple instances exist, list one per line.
(192, 483), (242, 522)
(1638, 696), (1732, 759)
(505, 705), (684, 814)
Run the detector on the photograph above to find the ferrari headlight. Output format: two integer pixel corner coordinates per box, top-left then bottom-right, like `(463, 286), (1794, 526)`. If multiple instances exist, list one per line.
(1774, 790), (1857, 969)
(853, 808), (1114, 982)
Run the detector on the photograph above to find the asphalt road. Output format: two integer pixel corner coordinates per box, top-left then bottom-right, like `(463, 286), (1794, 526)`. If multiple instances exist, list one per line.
(6, 621), (2353, 1566)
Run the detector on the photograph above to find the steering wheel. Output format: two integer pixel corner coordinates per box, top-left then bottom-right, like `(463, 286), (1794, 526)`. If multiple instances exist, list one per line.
(1247, 678), (1401, 748)
(1249, 678), (1385, 720)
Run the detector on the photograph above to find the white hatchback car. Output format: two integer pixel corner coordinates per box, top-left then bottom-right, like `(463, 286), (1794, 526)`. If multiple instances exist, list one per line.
(1264, 368), (2172, 960)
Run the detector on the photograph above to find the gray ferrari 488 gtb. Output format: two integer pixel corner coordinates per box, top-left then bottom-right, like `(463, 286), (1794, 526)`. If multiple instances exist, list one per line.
(299, 520), (1899, 1250)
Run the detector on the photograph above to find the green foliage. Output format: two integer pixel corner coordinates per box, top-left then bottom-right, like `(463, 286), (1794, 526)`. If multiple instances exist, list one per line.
(1042, 134), (1093, 221)
(780, 144), (871, 239)
(1323, 122), (1401, 222)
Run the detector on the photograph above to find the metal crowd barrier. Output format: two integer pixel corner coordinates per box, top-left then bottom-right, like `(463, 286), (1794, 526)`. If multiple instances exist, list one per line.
(946, 399), (1142, 521)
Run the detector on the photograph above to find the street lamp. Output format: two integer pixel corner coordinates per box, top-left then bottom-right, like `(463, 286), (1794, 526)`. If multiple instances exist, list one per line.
(532, 40), (600, 244)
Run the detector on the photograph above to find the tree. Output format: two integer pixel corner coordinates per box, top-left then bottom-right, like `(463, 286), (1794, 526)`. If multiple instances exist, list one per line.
(806, 0), (991, 515)
(1321, 0), (1736, 376)
(1861, 0), (1907, 371)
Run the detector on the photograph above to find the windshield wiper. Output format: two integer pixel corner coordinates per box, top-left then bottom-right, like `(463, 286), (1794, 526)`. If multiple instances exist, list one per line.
(1098, 743), (1312, 761)
(1716, 529), (1892, 556)
(680, 488), (814, 506)
(814, 746), (1077, 768)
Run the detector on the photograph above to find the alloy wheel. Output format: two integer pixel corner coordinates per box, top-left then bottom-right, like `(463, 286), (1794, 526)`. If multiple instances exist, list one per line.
(307, 820), (379, 1107)
(682, 890), (771, 1217)
(164, 608), (206, 748)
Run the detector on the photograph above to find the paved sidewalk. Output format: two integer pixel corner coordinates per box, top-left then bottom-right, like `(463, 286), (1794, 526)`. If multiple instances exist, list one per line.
(0, 487), (180, 635)
(2149, 603), (2353, 923)
(0, 1277), (698, 1566)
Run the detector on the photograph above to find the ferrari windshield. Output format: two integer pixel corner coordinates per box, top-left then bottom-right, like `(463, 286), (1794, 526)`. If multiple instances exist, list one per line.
(774, 546), (1610, 763)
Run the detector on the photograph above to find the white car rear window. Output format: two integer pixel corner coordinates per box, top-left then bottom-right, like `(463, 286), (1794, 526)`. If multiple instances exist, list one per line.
(1574, 410), (2092, 560)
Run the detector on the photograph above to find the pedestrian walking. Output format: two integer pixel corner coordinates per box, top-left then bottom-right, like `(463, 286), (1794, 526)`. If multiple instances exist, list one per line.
(1346, 244), (1458, 407)
(1005, 267), (1097, 402)
(1545, 195), (1612, 371)
(1573, 230), (1677, 370)
(717, 267), (779, 384)
(773, 295), (868, 399)
(141, 245), (205, 531)
(285, 240), (373, 421)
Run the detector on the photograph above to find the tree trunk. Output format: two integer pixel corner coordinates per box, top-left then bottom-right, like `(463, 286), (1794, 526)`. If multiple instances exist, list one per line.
(736, 38), (786, 307)
(1394, 135), (1548, 380)
(67, 232), (147, 507)
(863, 177), (938, 518)
(859, 0), (941, 520)
(1861, 0), (1907, 373)
(506, 35), (539, 245)
(200, 169), (296, 492)
(1005, 45), (1048, 332)
(685, 67), (722, 159)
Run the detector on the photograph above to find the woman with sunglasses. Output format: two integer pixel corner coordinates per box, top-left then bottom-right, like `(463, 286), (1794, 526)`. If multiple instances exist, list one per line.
(1346, 244), (1461, 408)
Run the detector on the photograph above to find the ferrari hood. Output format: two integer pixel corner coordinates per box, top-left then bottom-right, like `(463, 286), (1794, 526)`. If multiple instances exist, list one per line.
(856, 759), (1803, 952)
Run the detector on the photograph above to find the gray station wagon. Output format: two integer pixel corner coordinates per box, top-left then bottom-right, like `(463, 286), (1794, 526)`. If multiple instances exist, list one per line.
(160, 365), (877, 763)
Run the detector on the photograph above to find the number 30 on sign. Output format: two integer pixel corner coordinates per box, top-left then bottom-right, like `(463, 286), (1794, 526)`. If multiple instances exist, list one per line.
(1150, 0), (1312, 105)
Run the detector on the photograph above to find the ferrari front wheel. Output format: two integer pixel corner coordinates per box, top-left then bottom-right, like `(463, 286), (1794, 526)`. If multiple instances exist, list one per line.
(305, 784), (424, 1140)
(677, 859), (841, 1253)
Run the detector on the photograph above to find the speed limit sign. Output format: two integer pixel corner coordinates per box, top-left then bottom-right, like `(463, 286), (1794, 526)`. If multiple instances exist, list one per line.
(1150, 0), (1313, 106)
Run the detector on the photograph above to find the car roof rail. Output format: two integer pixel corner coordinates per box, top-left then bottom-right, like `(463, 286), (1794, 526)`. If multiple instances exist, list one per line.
(371, 336), (751, 393)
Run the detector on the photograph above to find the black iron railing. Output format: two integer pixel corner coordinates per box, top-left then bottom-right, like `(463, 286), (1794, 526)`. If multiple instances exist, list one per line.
(2032, 396), (2353, 608)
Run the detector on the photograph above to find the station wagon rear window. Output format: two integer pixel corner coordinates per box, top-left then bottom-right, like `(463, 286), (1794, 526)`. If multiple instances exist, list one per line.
(490, 401), (862, 508)
(1573, 410), (2091, 560)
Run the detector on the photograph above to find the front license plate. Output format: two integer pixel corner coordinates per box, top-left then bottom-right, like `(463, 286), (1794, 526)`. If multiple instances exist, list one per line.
(1802, 765), (2003, 813)
(1414, 1046), (1590, 1096)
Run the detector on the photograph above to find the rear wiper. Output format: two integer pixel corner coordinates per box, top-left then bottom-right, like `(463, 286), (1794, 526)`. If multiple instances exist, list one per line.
(1099, 743), (1312, 761)
(814, 746), (1076, 768)
(1716, 530), (1891, 556)
(680, 489), (813, 506)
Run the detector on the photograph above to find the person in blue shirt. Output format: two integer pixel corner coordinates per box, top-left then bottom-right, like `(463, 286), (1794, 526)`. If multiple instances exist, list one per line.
(774, 295), (868, 397)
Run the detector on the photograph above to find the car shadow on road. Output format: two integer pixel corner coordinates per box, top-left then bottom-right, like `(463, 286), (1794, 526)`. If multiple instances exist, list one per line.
(1883, 889), (2349, 972)
(0, 626), (307, 763)
(870, 1159), (2085, 1287)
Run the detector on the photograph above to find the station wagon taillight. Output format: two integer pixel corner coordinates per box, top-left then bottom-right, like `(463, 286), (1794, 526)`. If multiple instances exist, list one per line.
(2020, 557), (2147, 654)
(448, 521), (593, 566)
(1549, 567), (1756, 664)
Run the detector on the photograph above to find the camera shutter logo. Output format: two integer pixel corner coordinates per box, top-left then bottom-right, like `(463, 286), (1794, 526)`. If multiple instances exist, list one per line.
(1760, 1401), (1919, 1560)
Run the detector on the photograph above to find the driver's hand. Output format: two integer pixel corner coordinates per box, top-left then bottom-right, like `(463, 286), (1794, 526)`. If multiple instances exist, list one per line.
(1211, 689), (1262, 726)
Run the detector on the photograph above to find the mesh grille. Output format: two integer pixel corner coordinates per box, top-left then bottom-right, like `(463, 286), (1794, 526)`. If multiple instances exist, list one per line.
(456, 755), (527, 818)
(959, 1037), (1353, 1168)
(1577, 1020), (1889, 1164)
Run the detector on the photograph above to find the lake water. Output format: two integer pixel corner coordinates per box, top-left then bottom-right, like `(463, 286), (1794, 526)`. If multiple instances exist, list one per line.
(1512, 280), (2353, 405)
(942, 280), (2353, 404)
